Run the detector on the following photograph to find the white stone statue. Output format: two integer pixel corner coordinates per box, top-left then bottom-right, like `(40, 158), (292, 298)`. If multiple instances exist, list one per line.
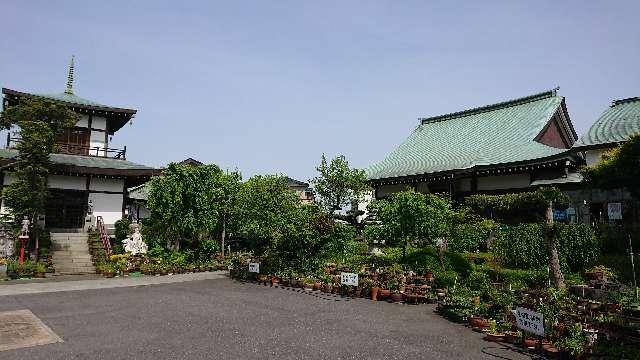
(20, 217), (30, 237)
(122, 227), (147, 255)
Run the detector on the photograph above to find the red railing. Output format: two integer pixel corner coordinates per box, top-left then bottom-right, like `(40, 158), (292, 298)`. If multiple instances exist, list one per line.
(96, 216), (111, 256)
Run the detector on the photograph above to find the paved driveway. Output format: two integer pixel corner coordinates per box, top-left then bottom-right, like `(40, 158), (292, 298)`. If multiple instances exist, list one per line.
(0, 278), (536, 359)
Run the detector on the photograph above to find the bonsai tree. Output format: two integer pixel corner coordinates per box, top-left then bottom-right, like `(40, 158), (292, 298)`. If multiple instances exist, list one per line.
(311, 154), (370, 229)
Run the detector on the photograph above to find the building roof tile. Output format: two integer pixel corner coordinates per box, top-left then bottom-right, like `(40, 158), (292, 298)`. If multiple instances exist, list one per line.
(572, 97), (640, 150)
(367, 90), (571, 181)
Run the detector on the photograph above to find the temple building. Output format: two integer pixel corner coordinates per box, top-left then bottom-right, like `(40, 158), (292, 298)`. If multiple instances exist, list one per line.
(569, 97), (640, 224)
(0, 57), (157, 231)
(366, 89), (580, 200)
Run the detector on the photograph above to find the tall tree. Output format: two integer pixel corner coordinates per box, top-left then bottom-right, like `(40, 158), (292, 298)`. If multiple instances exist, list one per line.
(0, 97), (78, 258)
(369, 189), (454, 259)
(235, 175), (300, 254)
(311, 154), (370, 226)
(147, 163), (231, 250)
(218, 170), (241, 257)
(581, 133), (640, 200)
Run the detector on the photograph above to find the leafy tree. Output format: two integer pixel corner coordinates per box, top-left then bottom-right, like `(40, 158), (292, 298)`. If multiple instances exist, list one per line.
(0, 97), (78, 258)
(146, 163), (237, 250)
(369, 189), (454, 259)
(218, 171), (242, 257)
(581, 133), (640, 199)
(311, 154), (370, 226)
(235, 175), (300, 254)
(465, 187), (569, 289)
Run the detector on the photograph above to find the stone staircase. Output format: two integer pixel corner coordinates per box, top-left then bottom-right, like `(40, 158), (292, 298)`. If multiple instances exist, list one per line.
(50, 232), (96, 275)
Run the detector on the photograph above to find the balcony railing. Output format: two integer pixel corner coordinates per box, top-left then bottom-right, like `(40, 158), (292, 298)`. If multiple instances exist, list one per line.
(5, 135), (127, 160)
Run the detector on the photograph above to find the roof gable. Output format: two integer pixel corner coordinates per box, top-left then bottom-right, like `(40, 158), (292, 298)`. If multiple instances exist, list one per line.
(367, 90), (573, 180)
(573, 97), (640, 150)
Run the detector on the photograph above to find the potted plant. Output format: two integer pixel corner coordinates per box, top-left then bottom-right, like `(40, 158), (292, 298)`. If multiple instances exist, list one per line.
(0, 258), (7, 278)
(425, 269), (434, 282)
(101, 263), (116, 278)
(555, 323), (588, 358)
(484, 320), (505, 342)
(303, 278), (315, 291)
(257, 274), (269, 284)
(34, 262), (47, 278)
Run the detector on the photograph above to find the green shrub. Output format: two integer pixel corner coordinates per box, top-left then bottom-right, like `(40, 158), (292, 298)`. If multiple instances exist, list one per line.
(466, 271), (491, 291)
(449, 220), (497, 253)
(114, 218), (131, 242)
(434, 270), (458, 289)
(492, 223), (599, 272)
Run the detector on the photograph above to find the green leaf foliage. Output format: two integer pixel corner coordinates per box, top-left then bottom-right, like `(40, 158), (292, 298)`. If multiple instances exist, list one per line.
(581, 133), (640, 199)
(0, 97), (78, 226)
(369, 190), (454, 251)
(464, 187), (569, 224)
(147, 163), (241, 248)
(311, 154), (370, 212)
(492, 223), (599, 271)
(235, 175), (301, 254)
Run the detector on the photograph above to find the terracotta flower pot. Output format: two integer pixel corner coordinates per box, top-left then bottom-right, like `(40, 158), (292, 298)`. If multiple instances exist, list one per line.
(271, 277), (281, 285)
(371, 287), (380, 301)
(313, 282), (322, 291)
(378, 289), (391, 299)
(104, 271), (115, 278)
(469, 316), (490, 329)
(391, 292), (404, 303)
(522, 338), (537, 349)
(425, 271), (434, 282)
(484, 333), (504, 342)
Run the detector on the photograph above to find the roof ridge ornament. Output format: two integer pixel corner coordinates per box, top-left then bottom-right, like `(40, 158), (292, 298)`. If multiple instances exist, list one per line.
(64, 55), (75, 95)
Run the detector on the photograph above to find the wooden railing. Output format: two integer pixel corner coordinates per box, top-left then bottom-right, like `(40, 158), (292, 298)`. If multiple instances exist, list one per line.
(96, 216), (111, 256)
(5, 135), (126, 159)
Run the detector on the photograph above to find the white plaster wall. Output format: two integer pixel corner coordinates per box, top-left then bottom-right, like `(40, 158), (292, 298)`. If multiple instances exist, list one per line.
(91, 117), (107, 130)
(90, 178), (124, 193)
(89, 192), (123, 226)
(76, 115), (89, 128)
(477, 174), (530, 191)
(585, 149), (606, 166)
(48, 175), (87, 190)
(90, 131), (106, 156)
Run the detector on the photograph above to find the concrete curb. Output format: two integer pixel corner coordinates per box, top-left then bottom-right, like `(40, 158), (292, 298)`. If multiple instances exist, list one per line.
(0, 271), (228, 297)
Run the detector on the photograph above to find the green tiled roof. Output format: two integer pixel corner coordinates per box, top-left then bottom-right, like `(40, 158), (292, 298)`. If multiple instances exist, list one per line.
(0, 149), (153, 170)
(37, 92), (109, 108)
(128, 183), (149, 200)
(573, 97), (640, 149)
(367, 90), (570, 180)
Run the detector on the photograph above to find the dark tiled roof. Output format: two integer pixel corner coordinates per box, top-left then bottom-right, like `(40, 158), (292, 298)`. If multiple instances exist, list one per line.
(0, 149), (154, 171)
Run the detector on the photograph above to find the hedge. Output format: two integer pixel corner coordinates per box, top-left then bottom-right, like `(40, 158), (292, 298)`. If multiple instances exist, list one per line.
(492, 223), (600, 272)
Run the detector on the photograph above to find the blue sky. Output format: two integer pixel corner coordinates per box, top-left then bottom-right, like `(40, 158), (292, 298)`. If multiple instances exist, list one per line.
(1, 1), (638, 182)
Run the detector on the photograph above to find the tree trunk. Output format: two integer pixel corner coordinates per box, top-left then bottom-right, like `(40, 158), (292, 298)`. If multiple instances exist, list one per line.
(545, 200), (565, 289)
(220, 213), (226, 258)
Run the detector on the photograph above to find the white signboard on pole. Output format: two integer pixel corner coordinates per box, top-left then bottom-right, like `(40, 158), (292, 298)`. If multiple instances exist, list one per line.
(340, 272), (358, 286)
(608, 202), (622, 220)
(514, 307), (544, 336)
(248, 262), (260, 273)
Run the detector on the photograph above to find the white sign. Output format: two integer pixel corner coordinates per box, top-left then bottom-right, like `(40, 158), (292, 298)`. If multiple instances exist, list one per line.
(608, 202), (622, 220)
(340, 272), (358, 286)
(514, 307), (544, 336)
(248, 262), (260, 273)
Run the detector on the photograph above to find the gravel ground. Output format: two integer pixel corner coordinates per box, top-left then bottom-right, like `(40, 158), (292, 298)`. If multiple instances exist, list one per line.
(0, 277), (538, 360)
